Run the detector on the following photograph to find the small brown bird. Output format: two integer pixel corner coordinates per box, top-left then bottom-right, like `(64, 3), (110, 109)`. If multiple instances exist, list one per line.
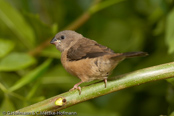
(50, 30), (148, 94)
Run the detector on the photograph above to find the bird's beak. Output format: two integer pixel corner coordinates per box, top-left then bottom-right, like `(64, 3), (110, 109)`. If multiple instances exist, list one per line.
(50, 37), (60, 44)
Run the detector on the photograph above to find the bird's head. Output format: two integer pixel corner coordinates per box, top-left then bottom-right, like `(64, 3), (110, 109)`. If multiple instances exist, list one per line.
(50, 30), (83, 52)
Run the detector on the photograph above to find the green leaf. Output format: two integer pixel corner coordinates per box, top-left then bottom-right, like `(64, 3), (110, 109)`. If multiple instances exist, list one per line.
(40, 46), (61, 59)
(170, 112), (174, 116)
(0, 0), (35, 49)
(23, 12), (58, 42)
(0, 39), (15, 58)
(166, 8), (174, 54)
(0, 53), (36, 71)
(42, 65), (72, 83)
(51, 23), (59, 35)
(9, 59), (52, 92)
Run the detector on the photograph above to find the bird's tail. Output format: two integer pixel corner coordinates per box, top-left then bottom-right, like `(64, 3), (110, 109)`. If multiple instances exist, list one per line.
(111, 52), (148, 60)
(121, 52), (148, 58)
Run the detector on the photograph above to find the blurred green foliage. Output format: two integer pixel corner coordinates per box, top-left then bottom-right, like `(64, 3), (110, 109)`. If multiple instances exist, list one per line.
(0, 0), (174, 116)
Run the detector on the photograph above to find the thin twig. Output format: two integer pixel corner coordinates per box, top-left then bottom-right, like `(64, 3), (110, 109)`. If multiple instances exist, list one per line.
(28, 0), (124, 56)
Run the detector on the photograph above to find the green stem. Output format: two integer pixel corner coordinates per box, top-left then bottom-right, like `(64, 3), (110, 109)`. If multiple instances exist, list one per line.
(89, 0), (125, 14)
(15, 62), (174, 114)
(0, 82), (7, 92)
(8, 92), (25, 101)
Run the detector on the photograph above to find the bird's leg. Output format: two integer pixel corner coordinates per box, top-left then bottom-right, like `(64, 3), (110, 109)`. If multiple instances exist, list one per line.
(69, 81), (83, 95)
(104, 78), (107, 88)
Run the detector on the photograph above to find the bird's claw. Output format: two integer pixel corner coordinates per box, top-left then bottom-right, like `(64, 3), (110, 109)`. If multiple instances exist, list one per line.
(69, 85), (81, 95)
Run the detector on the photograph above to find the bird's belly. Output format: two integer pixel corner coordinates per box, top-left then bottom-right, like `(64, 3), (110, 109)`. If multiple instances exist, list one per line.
(94, 57), (118, 75)
(63, 57), (118, 82)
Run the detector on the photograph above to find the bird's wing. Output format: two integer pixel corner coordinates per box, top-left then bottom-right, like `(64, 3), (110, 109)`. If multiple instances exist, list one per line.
(67, 38), (115, 61)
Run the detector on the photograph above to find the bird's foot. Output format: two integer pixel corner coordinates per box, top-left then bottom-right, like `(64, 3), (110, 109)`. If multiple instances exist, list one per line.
(69, 82), (83, 95)
(69, 85), (81, 95)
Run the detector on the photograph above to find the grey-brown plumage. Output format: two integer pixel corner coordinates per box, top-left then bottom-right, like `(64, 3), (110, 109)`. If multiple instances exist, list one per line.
(67, 38), (115, 61)
(50, 30), (148, 94)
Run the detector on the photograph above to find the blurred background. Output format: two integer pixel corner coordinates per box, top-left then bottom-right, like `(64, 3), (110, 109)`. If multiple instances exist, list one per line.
(0, 0), (174, 115)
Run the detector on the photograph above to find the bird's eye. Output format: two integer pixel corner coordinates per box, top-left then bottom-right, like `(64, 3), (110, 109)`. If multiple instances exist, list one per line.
(60, 35), (65, 40)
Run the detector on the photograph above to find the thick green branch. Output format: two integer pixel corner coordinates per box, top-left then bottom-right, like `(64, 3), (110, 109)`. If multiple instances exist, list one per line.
(15, 62), (174, 114)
